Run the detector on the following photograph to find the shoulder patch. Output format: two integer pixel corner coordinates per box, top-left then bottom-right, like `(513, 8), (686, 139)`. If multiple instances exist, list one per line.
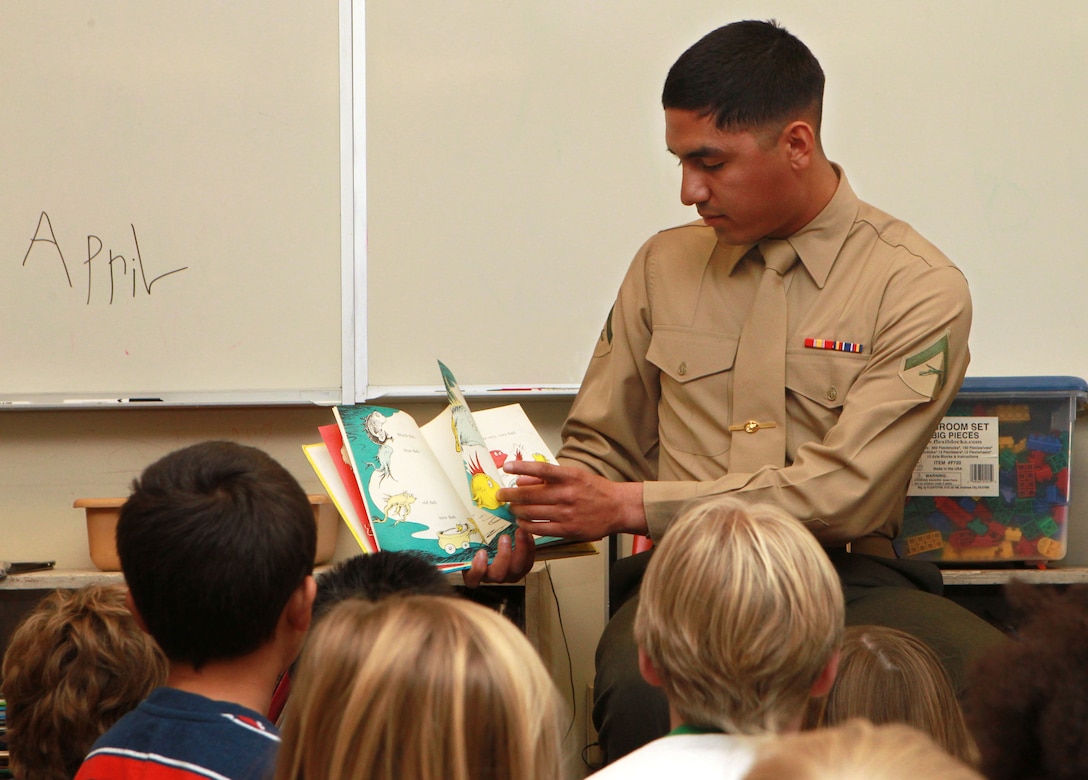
(899, 332), (950, 399)
(593, 306), (614, 358)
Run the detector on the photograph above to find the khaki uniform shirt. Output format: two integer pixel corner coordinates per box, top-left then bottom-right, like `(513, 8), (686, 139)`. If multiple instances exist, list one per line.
(557, 169), (972, 546)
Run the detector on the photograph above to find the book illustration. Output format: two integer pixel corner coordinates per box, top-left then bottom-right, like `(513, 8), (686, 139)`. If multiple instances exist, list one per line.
(437, 360), (515, 521)
(360, 409), (396, 483)
(335, 404), (511, 570)
(420, 402), (564, 549)
(379, 490), (416, 524)
(314, 361), (571, 570)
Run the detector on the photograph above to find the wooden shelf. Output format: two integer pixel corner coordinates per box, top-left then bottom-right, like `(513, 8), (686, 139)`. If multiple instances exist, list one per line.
(0, 565), (333, 591)
(0, 568), (123, 590)
(940, 566), (1088, 586)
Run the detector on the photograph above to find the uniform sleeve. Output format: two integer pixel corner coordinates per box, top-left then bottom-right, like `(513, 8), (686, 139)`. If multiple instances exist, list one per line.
(643, 262), (972, 545)
(557, 236), (662, 484)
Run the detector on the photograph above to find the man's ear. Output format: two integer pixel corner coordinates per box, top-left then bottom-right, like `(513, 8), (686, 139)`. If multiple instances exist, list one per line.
(124, 588), (151, 634)
(781, 119), (817, 169)
(638, 646), (664, 689)
(810, 648), (841, 698)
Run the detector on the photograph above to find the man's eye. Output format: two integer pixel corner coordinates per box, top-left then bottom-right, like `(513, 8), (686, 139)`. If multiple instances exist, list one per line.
(701, 161), (724, 171)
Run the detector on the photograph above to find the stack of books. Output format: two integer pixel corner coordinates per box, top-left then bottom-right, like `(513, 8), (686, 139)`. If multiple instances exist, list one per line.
(304, 362), (594, 573)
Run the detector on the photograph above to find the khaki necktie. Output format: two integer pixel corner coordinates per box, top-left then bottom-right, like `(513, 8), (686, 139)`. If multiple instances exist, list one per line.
(729, 239), (797, 472)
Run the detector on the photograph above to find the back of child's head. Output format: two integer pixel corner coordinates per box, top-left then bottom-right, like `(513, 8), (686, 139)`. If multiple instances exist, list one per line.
(964, 581), (1088, 780)
(117, 440), (316, 668)
(312, 550), (454, 620)
(275, 594), (567, 780)
(634, 496), (844, 734)
(743, 719), (984, 780)
(1, 584), (167, 780)
(805, 625), (975, 764)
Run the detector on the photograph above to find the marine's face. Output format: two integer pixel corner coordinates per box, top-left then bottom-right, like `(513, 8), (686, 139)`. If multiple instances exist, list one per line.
(665, 108), (800, 245)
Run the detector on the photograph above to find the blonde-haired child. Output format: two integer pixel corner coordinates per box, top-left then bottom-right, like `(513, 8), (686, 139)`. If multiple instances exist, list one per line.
(804, 625), (976, 764)
(593, 496), (845, 778)
(274, 594), (567, 780)
(744, 719), (983, 780)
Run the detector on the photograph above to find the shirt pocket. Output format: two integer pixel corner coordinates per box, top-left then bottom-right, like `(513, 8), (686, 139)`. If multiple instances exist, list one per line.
(786, 350), (868, 431)
(647, 327), (738, 457)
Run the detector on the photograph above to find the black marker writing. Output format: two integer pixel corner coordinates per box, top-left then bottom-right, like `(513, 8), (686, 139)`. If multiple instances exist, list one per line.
(21, 211), (73, 288)
(22, 212), (188, 305)
(84, 224), (188, 305)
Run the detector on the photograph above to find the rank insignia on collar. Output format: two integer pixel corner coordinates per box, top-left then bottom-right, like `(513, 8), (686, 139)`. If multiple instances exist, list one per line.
(804, 337), (863, 354)
(899, 332), (950, 399)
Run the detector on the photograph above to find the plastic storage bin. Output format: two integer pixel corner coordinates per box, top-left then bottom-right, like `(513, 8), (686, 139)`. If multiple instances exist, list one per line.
(894, 376), (1088, 564)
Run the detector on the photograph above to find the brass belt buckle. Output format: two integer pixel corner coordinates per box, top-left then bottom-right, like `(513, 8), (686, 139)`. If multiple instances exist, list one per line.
(729, 419), (777, 434)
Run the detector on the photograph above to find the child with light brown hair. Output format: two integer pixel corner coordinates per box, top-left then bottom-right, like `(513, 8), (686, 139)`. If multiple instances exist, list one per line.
(591, 496), (845, 779)
(2, 584), (167, 780)
(744, 719), (984, 780)
(274, 594), (567, 780)
(803, 625), (977, 764)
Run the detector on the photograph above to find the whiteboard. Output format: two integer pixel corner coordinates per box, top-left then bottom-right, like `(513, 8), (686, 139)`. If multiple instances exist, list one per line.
(0, 1), (350, 406)
(361, 0), (1088, 398)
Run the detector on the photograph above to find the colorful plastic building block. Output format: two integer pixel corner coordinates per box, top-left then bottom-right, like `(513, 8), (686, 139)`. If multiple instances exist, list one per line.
(904, 531), (944, 556)
(1016, 461), (1037, 497)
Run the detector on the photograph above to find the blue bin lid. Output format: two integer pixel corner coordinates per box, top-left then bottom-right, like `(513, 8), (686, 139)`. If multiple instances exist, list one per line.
(960, 376), (1088, 394)
(958, 376), (1088, 410)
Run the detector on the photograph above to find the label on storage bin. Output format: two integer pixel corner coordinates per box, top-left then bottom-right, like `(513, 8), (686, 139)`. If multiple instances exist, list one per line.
(907, 417), (1000, 497)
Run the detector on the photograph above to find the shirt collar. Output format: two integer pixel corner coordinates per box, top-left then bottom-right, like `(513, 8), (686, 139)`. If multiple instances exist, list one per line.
(718, 164), (859, 288)
(668, 723), (724, 736)
(784, 163), (858, 289)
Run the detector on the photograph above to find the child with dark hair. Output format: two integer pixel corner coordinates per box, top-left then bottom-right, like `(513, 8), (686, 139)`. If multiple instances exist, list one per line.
(75, 441), (317, 780)
(312, 550), (454, 620)
(963, 581), (1088, 780)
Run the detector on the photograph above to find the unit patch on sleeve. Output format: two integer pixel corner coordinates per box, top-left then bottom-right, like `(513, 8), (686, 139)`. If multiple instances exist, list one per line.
(593, 306), (615, 358)
(899, 332), (950, 399)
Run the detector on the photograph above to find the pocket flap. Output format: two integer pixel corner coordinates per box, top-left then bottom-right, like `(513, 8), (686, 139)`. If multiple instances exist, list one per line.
(786, 351), (866, 410)
(648, 328), (738, 383)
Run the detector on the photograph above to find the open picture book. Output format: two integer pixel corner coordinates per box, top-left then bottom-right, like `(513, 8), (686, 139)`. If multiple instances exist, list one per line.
(304, 361), (593, 572)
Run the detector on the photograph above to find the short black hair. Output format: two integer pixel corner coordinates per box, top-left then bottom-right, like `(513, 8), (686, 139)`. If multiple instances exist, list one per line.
(313, 551), (454, 621)
(662, 19), (825, 134)
(117, 440), (316, 668)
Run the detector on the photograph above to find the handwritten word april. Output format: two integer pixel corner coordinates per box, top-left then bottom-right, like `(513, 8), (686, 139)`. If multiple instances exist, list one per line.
(21, 212), (188, 305)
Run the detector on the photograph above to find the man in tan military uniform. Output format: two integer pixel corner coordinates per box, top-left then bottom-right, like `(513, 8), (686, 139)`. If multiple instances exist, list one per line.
(470, 19), (1005, 764)
(560, 165), (967, 550)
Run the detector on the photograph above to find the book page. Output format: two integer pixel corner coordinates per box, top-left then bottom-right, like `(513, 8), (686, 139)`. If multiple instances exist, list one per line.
(422, 403), (563, 547)
(471, 403), (557, 469)
(335, 404), (490, 569)
(419, 406), (515, 545)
